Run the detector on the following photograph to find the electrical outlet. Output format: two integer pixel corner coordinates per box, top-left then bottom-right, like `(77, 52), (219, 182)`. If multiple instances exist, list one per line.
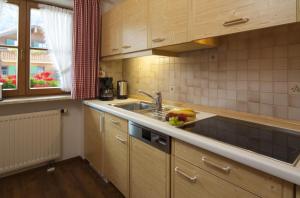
(169, 86), (175, 95)
(289, 83), (300, 95)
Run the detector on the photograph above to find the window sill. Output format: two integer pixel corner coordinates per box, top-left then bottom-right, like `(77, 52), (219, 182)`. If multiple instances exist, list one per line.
(0, 95), (72, 106)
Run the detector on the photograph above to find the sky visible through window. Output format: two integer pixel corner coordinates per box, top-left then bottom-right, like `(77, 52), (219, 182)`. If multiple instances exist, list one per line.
(0, 3), (43, 35)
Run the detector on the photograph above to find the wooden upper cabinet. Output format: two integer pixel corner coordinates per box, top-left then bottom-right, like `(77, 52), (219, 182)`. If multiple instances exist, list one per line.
(190, 0), (297, 40)
(149, 0), (189, 48)
(101, 5), (122, 56)
(121, 0), (148, 53)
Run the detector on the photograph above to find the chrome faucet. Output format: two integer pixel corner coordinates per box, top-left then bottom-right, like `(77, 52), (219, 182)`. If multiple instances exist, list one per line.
(138, 90), (162, 111)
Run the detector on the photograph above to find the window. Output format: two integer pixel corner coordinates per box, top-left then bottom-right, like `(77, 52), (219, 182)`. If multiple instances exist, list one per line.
(0, 2), (19, 92)
(0, 0), (71, 97)
(29, 8), (60, 90)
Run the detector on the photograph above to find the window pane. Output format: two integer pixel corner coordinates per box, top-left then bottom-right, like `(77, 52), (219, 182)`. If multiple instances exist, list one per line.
(0, 47), (18, 90)
(30, 9), (47, 49)
(30, 50), (60, 89)
(0, 3), (19, 47)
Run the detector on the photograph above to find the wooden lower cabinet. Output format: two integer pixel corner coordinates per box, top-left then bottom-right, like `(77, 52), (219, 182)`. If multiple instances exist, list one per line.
(130, 137), (170, 198)
(104, 113), (129, 198)
(172, 156), (258, 198)
(297, 186), (300, 198)
(84, 106), (104, 175)
(172, 140), (294, 198)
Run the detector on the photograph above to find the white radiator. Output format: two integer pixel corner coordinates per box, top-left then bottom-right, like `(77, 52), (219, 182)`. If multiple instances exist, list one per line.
(0, 110), (61, 175)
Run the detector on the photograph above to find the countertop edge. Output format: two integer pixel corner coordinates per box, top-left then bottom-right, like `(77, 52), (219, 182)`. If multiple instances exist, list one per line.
(83, 99), (300, 185)
(0, 95), (72, 106)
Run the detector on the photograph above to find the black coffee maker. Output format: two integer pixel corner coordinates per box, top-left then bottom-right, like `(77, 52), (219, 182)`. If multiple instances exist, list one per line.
(99, 77), (114, 101)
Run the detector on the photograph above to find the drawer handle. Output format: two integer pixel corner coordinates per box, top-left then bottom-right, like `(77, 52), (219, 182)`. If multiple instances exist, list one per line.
(202, 157), (231, 174)
(152, 38), (166, 43)
(111, 120), (120, 125)
(112, 48), (119, 51)
(122, 45), (131, 49)
(223, 18), (249, 27)
(115, 135), (127, 144)
(174, 167), (197, 183)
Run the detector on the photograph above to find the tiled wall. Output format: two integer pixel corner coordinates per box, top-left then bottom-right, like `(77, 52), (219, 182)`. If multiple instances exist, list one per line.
(122, 23), (300, 120)
(100, 60), (124, 95)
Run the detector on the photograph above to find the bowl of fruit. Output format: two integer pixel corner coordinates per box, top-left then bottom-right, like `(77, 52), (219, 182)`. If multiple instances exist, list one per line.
(166, 108), (197, 127)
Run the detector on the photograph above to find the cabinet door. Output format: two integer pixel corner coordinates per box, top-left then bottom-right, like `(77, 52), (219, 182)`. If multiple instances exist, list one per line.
(84, 107), (103, 175)
(190, 0), (297, 40)
(121, 0), (148, 53)
(172, 157), (258, 198)
(130, 137), (170, 198)
(149, 0), (189, 48)
(101, 5), (122, 56)
(104, 115), (129, 197)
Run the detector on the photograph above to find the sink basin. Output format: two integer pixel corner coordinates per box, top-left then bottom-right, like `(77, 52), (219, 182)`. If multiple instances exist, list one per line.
(110, 101), (155, 111)
(140, 108), (173, 122)
(110, 101), (175, 121)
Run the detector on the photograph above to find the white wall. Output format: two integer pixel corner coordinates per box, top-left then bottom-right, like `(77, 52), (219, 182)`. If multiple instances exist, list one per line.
(0, 100), (84, 160)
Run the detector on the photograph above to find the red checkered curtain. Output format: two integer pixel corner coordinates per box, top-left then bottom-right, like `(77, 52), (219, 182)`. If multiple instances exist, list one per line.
(72, 0), (101, 100)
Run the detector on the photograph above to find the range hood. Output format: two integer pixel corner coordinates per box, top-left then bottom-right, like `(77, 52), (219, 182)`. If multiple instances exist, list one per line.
(101, 37), (218, 61)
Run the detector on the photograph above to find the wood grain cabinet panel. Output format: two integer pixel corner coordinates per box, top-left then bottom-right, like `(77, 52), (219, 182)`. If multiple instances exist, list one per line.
(101, 5), (122, 56)
(130, 137), (170, 198)
(104, 114), (129, 197)
(173, 140), (294, 198)
(149, 0), (189, 48)
(298, 0), (300, 21)
(105, 113), (128, 133)
(121, 0), (148, 53)
(172, 156), (259, 198)
(190, 0), (297, 40)
(84, 106), (104, 175)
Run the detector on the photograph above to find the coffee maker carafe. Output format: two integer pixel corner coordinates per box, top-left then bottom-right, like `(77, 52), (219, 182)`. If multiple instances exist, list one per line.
(99, 77), (114, 101)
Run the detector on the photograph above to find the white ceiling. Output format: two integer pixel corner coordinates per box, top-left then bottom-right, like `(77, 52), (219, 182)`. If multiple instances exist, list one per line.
(34, 0), (74, 8)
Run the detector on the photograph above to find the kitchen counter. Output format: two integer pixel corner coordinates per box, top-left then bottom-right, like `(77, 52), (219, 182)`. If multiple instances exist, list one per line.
(83, 98), (300, 185)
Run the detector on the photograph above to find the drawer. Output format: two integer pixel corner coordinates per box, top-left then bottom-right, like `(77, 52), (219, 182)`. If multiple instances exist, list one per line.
(104, 124), (129, 197)
(105, 113), (128, 133)
(173, 140), (293, 198)
(172, 156), (258, 198)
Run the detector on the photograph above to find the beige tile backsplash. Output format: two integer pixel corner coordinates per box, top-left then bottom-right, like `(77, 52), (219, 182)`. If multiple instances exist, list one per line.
(103, 23), (300, 121)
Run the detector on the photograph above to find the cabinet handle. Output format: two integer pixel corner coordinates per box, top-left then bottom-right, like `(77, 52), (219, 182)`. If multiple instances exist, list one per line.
(115, 135), (127, 144)
(112, 48), (119, 51)
(111, 119), (120, 126)
(223, 18), (249, 27)
(99, 114), (104, 134)
(122, 45), (131, 49)
(152, 38), (166, 43)
(201, 156), (231, 174)
(174, 167), (197, 183)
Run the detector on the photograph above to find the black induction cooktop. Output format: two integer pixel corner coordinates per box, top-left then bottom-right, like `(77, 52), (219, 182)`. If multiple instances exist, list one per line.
(182, 116), (300, 164)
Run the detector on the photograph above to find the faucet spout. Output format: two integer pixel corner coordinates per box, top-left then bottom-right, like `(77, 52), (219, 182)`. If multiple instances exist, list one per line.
(138, 90), (162, 111)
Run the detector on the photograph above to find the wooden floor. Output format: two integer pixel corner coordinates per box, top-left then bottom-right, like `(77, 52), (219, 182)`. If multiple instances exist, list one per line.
(0, 157), (124, 198)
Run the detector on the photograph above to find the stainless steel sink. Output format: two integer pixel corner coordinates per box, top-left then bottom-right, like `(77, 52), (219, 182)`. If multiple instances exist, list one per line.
(110, 101), (174, 121)
(110, 101), (155, 111)
(140, 107), (173, 121)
